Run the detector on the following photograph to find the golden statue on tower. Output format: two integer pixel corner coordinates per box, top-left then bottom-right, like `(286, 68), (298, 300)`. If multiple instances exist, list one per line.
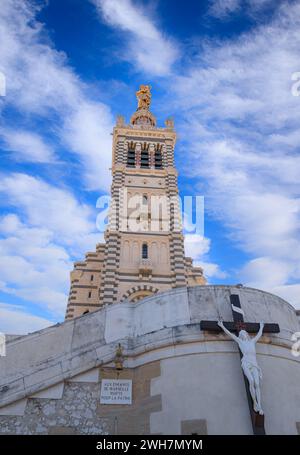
(136, 84), (151, 110)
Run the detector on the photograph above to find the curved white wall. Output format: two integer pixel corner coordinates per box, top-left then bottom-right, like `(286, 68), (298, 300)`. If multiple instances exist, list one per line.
(0, 285), (299, 434)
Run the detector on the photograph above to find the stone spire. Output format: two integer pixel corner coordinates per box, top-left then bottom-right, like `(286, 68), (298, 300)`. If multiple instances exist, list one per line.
(130, 84), (156, 127)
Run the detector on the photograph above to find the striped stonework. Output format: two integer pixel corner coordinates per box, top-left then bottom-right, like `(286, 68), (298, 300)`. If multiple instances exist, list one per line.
(121, 285), (160, 303)
(65, 243), (106, 319)
(115, 137), (126, 164)
(165, 142), (174, 167)
(65, 87), (206, 319)
(99, 232), (122, 306)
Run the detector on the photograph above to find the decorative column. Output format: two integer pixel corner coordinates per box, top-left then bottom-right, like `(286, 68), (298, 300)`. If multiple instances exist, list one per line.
(135, 143), (141, 168)
(149, 143), (155, 169)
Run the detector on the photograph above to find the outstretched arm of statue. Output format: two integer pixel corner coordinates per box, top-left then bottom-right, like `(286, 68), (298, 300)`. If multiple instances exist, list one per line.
(217, 320), (240, 343)
(253, 322), (264, 343)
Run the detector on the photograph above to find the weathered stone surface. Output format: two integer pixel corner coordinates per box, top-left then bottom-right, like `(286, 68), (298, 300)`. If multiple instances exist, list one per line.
(0, 286), (299, 434)
(0, 363), (161, 435)
(30, 383), (64, 399)
(188, 285), (232, 323)
(0, 382), (110, 435)
(71, 310), (106, 350)
(0, 399), (27, 417)
(1, 285), (299, 407)
(181, 419), (207, 435)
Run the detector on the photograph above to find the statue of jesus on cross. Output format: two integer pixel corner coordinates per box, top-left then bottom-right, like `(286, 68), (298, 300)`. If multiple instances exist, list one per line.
(218, 320), (264, 415)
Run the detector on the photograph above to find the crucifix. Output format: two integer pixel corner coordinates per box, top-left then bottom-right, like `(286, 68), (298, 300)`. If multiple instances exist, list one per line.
(200, 294), (280, 435)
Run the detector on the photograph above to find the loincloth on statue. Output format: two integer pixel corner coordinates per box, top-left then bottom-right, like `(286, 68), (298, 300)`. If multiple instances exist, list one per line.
(241, 357), (262, 379)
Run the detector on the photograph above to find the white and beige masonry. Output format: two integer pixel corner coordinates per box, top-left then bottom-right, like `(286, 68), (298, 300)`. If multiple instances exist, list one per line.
(66, 86), (205, 320)
(1, 285), (300, 435)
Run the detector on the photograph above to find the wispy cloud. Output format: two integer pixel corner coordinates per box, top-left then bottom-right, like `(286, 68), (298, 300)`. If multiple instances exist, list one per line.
(0, 174), (94, 243)
(0, 1), (113, 330)
(208, 0), (241, 18)
(0, 129), (55, 163)
(0, 0), (113, 190)
(0, 303), (53, 335)
(184, 234), (227, 280)
(208, 0), (280, 19)
(0, 0), (299, 332)
(0, 174), (103, 318)
(170, 2), (300, 307)
(93, 0), (179, 76)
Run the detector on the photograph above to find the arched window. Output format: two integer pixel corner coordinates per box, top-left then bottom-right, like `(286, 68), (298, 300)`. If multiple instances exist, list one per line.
(127, 147), (135, 167)
(142, 243), (148, 259)
(140, 148), (149, 168)
(155, 149), (162, 169)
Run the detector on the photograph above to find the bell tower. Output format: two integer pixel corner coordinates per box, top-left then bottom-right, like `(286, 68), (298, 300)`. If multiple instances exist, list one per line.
(65, 86), (205, 319)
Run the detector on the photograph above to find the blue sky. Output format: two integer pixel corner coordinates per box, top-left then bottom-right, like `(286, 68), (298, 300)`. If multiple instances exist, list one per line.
(0, 0), (300, 333)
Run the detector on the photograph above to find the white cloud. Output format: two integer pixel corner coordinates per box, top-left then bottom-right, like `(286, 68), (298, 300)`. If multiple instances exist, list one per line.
(208, 0), (241, 18)
(0, 303), (53, 335)
(0, 129), (55, 163)
(0, 0), (298, 325)
(0, 173), (95, 246)
(0, 214), (71, 317)
(240, 257), (300, 309)
(184, 235), (211, 258)
(93, 0), (179, 76)
(0, 0), (113, 190)
(0, 174), (104, 318)
(184, 234), (227, 279)
(63, 101), (113, 190)
(208, 0), (277, 19)
(240, 257), (292, 289)
(0, 1), (112, 327)
(195, 261), (227, 280)
(169, 2), (300, 306)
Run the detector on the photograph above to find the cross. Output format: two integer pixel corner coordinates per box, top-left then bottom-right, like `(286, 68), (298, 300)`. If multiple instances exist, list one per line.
(200, 294), (280, 435)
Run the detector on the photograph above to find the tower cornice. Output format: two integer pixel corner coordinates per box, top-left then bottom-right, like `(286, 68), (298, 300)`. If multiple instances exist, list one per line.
(113, 126), (176, 144)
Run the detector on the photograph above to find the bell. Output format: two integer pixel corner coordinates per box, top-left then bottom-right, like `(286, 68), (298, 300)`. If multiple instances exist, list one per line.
(115, 360), (123, 371)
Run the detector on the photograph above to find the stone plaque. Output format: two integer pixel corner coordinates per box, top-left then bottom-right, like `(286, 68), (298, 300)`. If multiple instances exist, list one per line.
(100, 379), (132, 405)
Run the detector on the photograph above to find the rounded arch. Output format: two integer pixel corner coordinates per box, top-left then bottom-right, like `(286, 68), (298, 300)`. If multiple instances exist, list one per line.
(121, 285), (159, 303)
